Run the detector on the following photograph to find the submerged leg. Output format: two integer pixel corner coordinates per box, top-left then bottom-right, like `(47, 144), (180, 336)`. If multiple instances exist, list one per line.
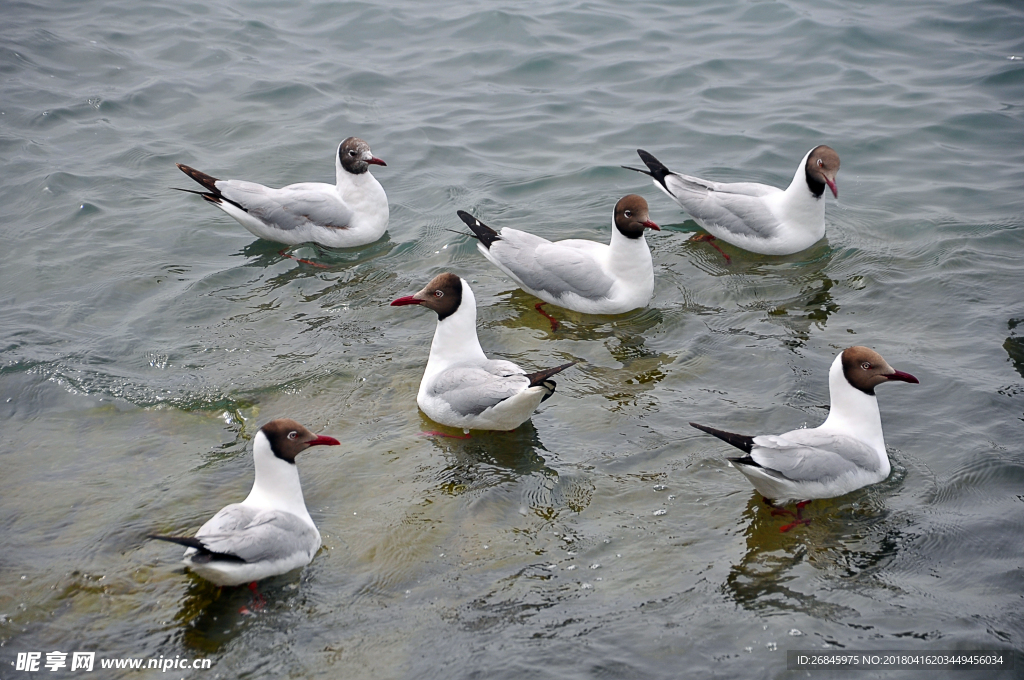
(763, 496), (794, 517)
(779, 500), (813, 533)
(418, 431), (471, 440)
(690, 233), (731, 263)
(278, 248), (329, 268)
(535, 302), (560, 331)
(239, 581), (267, 615)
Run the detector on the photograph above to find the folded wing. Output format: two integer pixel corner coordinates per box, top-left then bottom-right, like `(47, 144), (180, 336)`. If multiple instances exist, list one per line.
(748, 429), (882, 482)
(663, 174), (782, 240)
(429, 360), (532, 416)
(491, 229), (615, 300)
(193, 504), (318, 564)
(218, 180), (355, 231)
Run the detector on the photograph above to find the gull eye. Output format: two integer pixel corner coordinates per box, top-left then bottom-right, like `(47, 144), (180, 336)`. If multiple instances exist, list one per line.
(860, 362), (871, 370)
(817, 158), (824, 167)
(624, 210), (632, 217)
(434, 290), (444, 298)
(349, 150), (357, 156)
(287, 431), (298, 440)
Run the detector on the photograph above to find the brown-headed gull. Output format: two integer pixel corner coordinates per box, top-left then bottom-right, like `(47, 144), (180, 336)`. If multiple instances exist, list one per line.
(625, 146), (839, 257)
(391, 272), (576, 432)
(457, 195), (660, 319)
(691, 346), (918, 511)
(176, 137), (388, 248)
(149, 419), (339, 586)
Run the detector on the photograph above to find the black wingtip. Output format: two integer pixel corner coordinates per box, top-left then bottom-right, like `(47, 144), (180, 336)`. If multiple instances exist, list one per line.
(634, 149), (673, 190)
(526, 360), (578, 388)
(172, 186), (222, 204)
(621, 165), (653, 178)
(176, 163), (221, 194)
(457, 210), (501, 249)
(690, 422), (755, 454)
(147, 534), (247, 563)
(147, 534), (206, 551)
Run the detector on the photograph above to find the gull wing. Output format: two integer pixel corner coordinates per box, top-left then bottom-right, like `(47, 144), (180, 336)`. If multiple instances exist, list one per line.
(491, 229), (615, 300)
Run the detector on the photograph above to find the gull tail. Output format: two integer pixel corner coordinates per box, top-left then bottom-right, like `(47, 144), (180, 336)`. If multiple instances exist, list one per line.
(622, 149), (673, 192)
(690, 422), (755, 454)
(526, 361), (578, 403)
(457, 210), (501, 249)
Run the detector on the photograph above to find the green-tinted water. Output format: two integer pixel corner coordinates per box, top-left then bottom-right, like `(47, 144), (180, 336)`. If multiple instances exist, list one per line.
(1, 0), (1022, 677)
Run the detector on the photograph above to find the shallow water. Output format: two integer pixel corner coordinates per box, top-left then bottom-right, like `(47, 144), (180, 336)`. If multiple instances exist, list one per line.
(1, 0), (1023, 677)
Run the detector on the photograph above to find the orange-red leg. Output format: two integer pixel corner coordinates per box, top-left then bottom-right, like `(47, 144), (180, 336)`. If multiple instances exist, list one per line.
(278, 248), (329, 268)
(779, 501), (812, 532)
(535, 302), (560, 331)
(690, 233), (731, 263)
(239, 581), (267, 614)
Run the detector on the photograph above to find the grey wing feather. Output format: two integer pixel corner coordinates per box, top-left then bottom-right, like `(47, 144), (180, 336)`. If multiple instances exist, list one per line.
(430, 361), (530, 416)
(194, 505), (317, 563)
(218, 180), (355, 230)
(749, 430), (881, 482)
(664, 174), (782, 240)
(492, 230), (615, 300)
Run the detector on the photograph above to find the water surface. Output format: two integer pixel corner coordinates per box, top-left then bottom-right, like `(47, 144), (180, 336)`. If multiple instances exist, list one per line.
(1, 0), (1023, 677)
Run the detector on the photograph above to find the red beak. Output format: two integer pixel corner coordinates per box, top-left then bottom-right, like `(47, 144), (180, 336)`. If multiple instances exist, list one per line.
(390, 295), (422, 306)
(643, 220), (660, 231)
(887, 370), (919, 384)
(307, 435), (341, 447)
(368, 157), (387, 167)
(825, 178), (838, 198)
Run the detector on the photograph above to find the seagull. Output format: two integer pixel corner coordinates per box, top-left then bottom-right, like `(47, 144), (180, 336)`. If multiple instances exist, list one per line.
(624, 146), (839, 257)
(176, 137), (388, 248)
(390, 272), (576, 432)
(691, 346), (918, 515)
(457, 194), (660, 324)
(149, 418), (339, 587)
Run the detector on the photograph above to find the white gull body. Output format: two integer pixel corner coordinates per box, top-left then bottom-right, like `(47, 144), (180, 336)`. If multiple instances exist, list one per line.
(391, 273), (574, 431)
(691, 347), (918, 504)
(458, 194), (660, 315)
(177, 137), (388, 248)
(627, 146), (839, 256)
(150, 419), (338, 586)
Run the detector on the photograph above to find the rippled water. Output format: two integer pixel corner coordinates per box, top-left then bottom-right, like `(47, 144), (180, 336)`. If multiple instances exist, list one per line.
(2, 0), (1022, 677)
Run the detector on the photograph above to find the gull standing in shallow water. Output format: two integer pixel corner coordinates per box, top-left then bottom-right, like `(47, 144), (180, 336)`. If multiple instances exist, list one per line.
(176, 137), (389, 248)
(391, 272), (576, 433)
(690, 347), (917, 529)
(457, 195), (660, 327)
(149, 419), (339, 586)
(624, 146), (839, 259)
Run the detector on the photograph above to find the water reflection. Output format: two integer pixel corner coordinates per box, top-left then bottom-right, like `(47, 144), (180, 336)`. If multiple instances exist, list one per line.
(499, 288), (665, 339)
(723, 488), (904, 619)
(236, 235), (395, 270)
(761, 274), (840, 342)
(680, 234), (840, 347)
(174, 572), (306, 653)
(1004, 317), (1024, 379)
(422, 417), (594, 517)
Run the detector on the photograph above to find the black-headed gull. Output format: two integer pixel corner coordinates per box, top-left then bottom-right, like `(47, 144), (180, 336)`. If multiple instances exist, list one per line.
(176, 137), (388, 248)
(149, 419), (339, 586)
(691, 346), (918, 509)
(457, 195), (660, 320)
(625, 146), (839, 257)
(390, 272), (576, 432)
